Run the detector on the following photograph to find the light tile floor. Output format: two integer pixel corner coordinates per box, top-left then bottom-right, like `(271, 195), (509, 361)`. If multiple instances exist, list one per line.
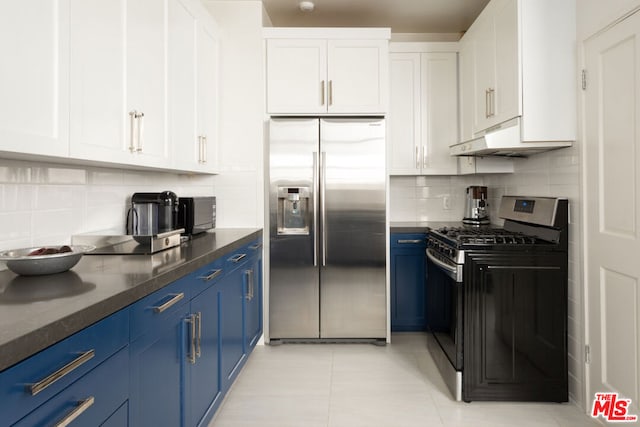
(209, 333), (601, 427)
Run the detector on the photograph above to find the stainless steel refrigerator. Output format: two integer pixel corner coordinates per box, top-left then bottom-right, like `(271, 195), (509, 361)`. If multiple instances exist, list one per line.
(268, 118), (387, 340)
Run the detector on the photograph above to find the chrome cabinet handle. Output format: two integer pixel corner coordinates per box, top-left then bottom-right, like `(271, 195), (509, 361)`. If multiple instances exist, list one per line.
(195, 312), (202, 358)
(328, 80), (333, 105)
(398, 239), (422, 244)
(129, 111), (137, 152)
(249, 243), (262, 250)
(28, 350), (95, 396)
(415, 146), (420, 169)
(229, 253), (246, 263)
(187, 314), (196, 364)
(152, 293), (184, 314)
(136, 112), (144, 152)
(485, 89), (490, 118)
(199, 269), (222, 281)
(202, 135), (207, 163)
(54, 396), (95, 427)
(422, 145), (427, 169)
(321, 80), (325, 106)
(197, 136), (203, 163)
(245, 270), (252, 300)
(250, 269), (255, 299)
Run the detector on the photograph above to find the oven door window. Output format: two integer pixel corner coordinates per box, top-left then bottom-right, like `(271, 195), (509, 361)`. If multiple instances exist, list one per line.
(427, 258), (463, 371)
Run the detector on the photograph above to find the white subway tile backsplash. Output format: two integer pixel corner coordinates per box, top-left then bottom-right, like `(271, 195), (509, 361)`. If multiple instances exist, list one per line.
(0, 166), (31, 183)
(0, 212), (31, 243)
(0, 185), (35, 211)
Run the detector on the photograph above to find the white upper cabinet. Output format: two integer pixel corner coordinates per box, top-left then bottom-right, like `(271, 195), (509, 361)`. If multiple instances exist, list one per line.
(460, 0), (576, 143)
(169, 0), (219, 172)
(265, 28), (390, 115)
(0, 0), (70, 158)
(388, 45), (458, 175)
(69, 0), (169, 168)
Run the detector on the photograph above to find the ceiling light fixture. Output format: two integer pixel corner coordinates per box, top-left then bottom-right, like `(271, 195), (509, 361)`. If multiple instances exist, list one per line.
(299, 1), (315, 12)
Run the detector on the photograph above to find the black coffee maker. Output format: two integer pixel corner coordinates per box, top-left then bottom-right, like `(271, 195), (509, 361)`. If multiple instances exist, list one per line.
(127, 191), (179, 236)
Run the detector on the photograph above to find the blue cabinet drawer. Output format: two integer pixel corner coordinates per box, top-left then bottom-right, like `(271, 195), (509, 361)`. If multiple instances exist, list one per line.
(13, 347), (129, 427)
(224, 243), (253, 274)
(130, 278), (191, 340)
(0, 310), (129, 426)
(189, 257), (226, 299)
(390, 233), (427, 248)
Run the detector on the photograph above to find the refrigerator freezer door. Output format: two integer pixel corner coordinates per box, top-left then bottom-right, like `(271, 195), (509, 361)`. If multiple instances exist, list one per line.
(269, 118), (320, 338)
(319, 118), (387, 338)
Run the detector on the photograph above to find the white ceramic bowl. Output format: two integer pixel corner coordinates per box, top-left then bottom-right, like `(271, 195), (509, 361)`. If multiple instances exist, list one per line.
(0, 245), (95, 276)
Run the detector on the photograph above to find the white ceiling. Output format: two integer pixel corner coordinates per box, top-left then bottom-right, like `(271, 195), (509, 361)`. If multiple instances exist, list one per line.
(261, 0), (491, 34)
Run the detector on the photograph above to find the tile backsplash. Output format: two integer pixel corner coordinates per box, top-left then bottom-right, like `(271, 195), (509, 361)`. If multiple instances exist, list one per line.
(0, 158), (217, 252)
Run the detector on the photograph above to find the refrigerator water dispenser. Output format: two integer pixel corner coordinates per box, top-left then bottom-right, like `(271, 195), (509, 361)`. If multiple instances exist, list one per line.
(277, 187), (310, 235)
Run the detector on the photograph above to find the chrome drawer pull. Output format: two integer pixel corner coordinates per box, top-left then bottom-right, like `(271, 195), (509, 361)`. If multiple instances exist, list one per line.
(187, 314), (196, 364)
(199, 269), (222, 281)
(249, 243), (262, 250)
(153, 293), (185, 313)
(229, 253), (246, 263)
(54, 396), (95, 427)
(28, 350), (95, 396)
(397, 239), (422, 244)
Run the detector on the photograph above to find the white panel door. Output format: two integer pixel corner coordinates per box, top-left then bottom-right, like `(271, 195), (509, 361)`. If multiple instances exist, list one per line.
(70, 0), (169, 168)
(327, 39), (388, 114)
(127, 0), (169, 166)
(0, 0), (69, 157)
(388, 53), (421, 175)
(420, 52), (458, 175)
(585, 9), (640, 420)
(266, 39), (327, 114)
(168, 0), (198, 171)
(196, 18), (219, 171)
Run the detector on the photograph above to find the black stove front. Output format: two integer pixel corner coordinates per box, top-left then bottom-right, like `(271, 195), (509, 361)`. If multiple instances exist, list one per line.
(426, 196), (569, 403)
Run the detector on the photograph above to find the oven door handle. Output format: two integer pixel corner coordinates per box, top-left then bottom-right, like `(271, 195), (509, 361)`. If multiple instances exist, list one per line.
(426, 248), (462, 282)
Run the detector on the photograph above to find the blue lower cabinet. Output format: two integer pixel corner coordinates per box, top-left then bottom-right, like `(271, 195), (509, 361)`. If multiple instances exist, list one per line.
(187, 282), (221, 427)
(219, 267), (246, 393)
(14, 347), (129, 427)
(129, 306), (188, 427)
(390, 233), (428, 331)
(244, 242), (263, 351)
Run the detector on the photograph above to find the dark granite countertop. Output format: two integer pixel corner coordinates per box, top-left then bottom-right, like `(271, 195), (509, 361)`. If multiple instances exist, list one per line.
(0, 228), (261, 373)
(390, 221), (463, 233)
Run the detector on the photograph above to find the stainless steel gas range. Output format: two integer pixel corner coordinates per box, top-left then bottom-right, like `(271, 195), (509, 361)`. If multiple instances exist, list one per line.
(426, 196), (569, 402)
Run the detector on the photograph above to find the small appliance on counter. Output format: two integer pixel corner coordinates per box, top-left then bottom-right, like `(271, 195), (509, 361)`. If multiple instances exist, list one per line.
(462, 186), (490, 226)
(177, 196), (216, 236)
(74, 191), (185, 255)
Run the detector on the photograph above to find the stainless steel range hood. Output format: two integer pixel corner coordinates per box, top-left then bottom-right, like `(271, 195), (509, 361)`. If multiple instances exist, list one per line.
(450, 118), (573, 157)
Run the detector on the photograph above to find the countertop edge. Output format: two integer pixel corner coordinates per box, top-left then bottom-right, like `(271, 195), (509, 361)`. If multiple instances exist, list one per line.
(0, 228), (262, 373)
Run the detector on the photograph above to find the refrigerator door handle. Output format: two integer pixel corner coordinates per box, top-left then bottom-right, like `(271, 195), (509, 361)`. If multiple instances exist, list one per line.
(313, 152), (318, 267)
(320, 151), (327, 267)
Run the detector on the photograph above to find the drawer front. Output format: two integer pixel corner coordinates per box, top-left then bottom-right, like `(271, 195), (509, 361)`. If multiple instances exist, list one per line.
(130, 278), (190, 340)
(0, 310), (129, 426)
(390, 233), (427, 249)
(189, 256), (226, 299)
(225, 239), (261, 274)
(13, 347), (129, 427)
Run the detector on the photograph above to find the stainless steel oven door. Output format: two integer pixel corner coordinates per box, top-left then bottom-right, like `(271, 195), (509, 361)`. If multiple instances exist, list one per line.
(426, 249), (464, 372)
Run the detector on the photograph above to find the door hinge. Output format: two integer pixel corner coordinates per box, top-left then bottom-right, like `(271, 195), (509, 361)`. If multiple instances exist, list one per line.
(585, 344), (591, 364)
(582, 69), (587, 90)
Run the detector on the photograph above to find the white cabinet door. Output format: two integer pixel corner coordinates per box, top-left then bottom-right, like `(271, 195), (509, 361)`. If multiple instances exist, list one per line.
(458, 38), (475, 144)
(420, 53), (458, 175)
(327, 39), (388, 114)
(126, 0), (169, 166)
(266, 39), (327, 114)
(168, 0), (198, 171)
(0, 0), (69, 157)
(196, 19), (219, 171)
(472, 0), (519, 134)
(70, 0), (169, 168)
(388, 53), (421, 175)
